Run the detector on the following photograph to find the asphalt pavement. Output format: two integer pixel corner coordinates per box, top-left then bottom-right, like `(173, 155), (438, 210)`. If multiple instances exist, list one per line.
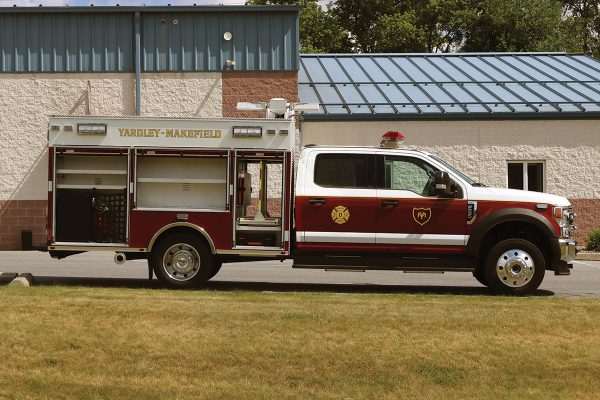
(0, 251), (599, 297)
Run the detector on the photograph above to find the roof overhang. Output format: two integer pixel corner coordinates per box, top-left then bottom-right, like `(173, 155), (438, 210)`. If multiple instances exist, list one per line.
(302, 111), (600, 122)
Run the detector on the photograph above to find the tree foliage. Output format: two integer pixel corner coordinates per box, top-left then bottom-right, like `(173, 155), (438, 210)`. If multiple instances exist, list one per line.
(246, 0), (346, 53)
(248, 0), (600, 57)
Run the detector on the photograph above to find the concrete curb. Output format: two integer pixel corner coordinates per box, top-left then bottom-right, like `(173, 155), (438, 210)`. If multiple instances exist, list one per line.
(9, 273), (34, 287)
(0, 272), (19, 285)
(576, 252), (600, 261)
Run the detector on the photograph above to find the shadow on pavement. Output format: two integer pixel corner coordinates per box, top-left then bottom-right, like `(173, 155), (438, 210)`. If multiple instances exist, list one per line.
(31, 276), (555, 297)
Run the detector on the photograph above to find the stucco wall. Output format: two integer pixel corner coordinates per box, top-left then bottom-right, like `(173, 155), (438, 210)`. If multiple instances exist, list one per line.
(141, 72), (222, 117)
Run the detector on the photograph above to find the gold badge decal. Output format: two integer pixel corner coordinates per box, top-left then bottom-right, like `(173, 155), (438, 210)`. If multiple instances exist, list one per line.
(413, 207), (432, 226)
(331, 206), (350, 224)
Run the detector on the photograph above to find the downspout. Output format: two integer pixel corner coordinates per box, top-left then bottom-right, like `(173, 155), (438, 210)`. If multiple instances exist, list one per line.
(135, 11), (142, 116)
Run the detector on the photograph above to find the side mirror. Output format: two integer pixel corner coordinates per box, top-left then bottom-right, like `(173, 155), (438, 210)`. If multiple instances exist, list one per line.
(434, 171), (456, 197)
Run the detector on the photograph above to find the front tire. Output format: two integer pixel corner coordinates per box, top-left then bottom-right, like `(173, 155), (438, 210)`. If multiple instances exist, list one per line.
(473, 265), (488, 287)
(483, 238), (545, 295)
(151, 233), (215, 288)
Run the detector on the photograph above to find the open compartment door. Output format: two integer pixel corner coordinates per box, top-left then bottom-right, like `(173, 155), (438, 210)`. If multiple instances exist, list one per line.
(233, 151), (286, 249)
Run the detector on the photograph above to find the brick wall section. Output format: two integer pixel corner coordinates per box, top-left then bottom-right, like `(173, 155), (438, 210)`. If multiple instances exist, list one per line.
(0, 200), (47, 250)
(570, 199), (600, 245)
(222, 71), (298, 118)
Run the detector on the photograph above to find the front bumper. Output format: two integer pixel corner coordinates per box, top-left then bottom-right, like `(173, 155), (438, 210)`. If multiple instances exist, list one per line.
(550, 238), (577, 276)
(559, 239), (577, 263)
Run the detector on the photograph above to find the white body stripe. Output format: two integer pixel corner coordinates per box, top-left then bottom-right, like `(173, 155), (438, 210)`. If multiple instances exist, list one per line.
(302, 232), (376, 244)
(298, 231), (468, 246)
(376, 233), (468, 246)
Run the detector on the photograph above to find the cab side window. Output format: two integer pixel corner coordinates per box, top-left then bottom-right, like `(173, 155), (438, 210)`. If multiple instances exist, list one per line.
(383, 156), (438, 196)
(314, 154), (374, 188)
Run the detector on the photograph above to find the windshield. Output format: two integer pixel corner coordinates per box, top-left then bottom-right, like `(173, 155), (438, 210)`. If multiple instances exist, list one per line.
(430, 155), (477, 186)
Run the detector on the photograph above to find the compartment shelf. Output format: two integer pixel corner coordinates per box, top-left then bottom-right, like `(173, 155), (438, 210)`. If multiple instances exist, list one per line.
(56, 184), (127, 190)
(57, 169), (127, 175)
(137, 178), (226, 184)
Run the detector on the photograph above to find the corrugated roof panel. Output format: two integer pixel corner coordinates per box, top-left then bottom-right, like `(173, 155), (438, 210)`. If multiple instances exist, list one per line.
(320, 58), (351, 83)
(568, 55), (600, 79)
(374, 57), (411, 82)
(400, 83), (436, 104)
(534, 55), (587, 81)
(392, 56), (431, 82)
(0, 12), (133, 72)
(0, 7), (298, 72)
(412, 57), (451, 82)
(299, 53), (600, 119)
(423, 84), (454, 103)
(359, 84), (388, 104)
(443, 84), (477, 103)
(357, 57), (392, 82)
(338, 58), (370, 81)
(141, 11), (300, 72)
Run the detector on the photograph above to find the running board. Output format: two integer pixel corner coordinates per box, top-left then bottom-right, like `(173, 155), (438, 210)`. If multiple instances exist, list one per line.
(293, 254), (474, 272)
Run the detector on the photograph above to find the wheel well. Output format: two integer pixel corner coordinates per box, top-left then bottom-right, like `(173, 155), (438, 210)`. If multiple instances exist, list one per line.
(148, 225), (216, 255)
(477, 221), (553, 268)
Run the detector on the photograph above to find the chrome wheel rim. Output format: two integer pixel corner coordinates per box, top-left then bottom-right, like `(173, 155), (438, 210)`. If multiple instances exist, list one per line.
(496, 249), (535, 288)
(162, 243), (200, 281)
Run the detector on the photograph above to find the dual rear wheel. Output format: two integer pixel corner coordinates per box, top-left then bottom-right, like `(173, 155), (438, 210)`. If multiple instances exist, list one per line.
(150, 233), (220, 288)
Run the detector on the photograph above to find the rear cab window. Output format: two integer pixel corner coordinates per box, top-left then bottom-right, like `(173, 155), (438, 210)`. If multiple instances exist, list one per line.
(314, 153), (375, 188)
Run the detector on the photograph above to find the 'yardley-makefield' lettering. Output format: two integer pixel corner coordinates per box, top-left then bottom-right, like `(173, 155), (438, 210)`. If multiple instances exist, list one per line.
(118, 128), (222, 139)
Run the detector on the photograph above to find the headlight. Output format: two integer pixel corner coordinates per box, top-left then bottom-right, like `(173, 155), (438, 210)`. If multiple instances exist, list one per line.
(553, 206), (576, 237)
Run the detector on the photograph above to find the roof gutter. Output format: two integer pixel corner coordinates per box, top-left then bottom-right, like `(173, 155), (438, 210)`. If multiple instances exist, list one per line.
(302, 111), (600, 122)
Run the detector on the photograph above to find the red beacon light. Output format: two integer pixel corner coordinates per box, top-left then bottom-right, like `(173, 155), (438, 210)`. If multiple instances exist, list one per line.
(380, 131), (405, 148)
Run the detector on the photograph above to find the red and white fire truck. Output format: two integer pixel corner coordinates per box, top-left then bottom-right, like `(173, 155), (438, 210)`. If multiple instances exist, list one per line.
(47, 99), (577, 294)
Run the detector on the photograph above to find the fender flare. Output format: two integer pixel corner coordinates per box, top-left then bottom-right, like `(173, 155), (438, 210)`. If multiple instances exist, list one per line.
(466, 208), (558, 258)
(147, 222), (216, 254)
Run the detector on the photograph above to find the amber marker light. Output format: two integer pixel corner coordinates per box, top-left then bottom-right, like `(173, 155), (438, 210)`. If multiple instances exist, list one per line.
(553, 207), (564, 219)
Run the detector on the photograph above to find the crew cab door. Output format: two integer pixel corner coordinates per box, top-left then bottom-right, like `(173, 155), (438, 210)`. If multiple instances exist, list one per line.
(295, 151), (379, 253)
(375, 153), (468, 254)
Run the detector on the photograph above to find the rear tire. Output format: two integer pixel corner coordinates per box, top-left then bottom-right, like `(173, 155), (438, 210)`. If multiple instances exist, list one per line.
(151, 233), (215, 288)
(483, 238), (545, 295)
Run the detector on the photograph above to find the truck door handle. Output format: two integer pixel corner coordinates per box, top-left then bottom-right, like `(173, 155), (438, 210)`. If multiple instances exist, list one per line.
(308, 198), (326, 206)
(381, 199), (399, 208)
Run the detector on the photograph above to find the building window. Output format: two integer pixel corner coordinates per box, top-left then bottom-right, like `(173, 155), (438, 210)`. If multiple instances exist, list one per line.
(507, 161), (545, 192)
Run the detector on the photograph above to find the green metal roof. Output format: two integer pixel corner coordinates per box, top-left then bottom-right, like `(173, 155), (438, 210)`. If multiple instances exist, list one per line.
(299, 53), (600, 120)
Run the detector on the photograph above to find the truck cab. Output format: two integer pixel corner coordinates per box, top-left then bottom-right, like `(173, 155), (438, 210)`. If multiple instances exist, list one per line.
(293, 145), (576, 294)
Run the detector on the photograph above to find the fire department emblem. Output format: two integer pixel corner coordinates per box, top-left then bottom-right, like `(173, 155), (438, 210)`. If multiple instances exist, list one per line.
(331, 206), (350, 224)
(413, 207), (432, 226)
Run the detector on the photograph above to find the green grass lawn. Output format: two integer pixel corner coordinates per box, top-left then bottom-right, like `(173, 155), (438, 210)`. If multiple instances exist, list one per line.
(0, 286), (599, 400)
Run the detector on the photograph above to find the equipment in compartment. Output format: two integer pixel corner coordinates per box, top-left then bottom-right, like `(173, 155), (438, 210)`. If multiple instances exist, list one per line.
(91, 191), (127, 243)
(55, 189), (127, 243)
(54, 153), (128, 244)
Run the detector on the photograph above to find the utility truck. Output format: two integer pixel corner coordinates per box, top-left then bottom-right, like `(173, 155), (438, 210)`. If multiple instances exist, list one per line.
(47, 98), (576, 294)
